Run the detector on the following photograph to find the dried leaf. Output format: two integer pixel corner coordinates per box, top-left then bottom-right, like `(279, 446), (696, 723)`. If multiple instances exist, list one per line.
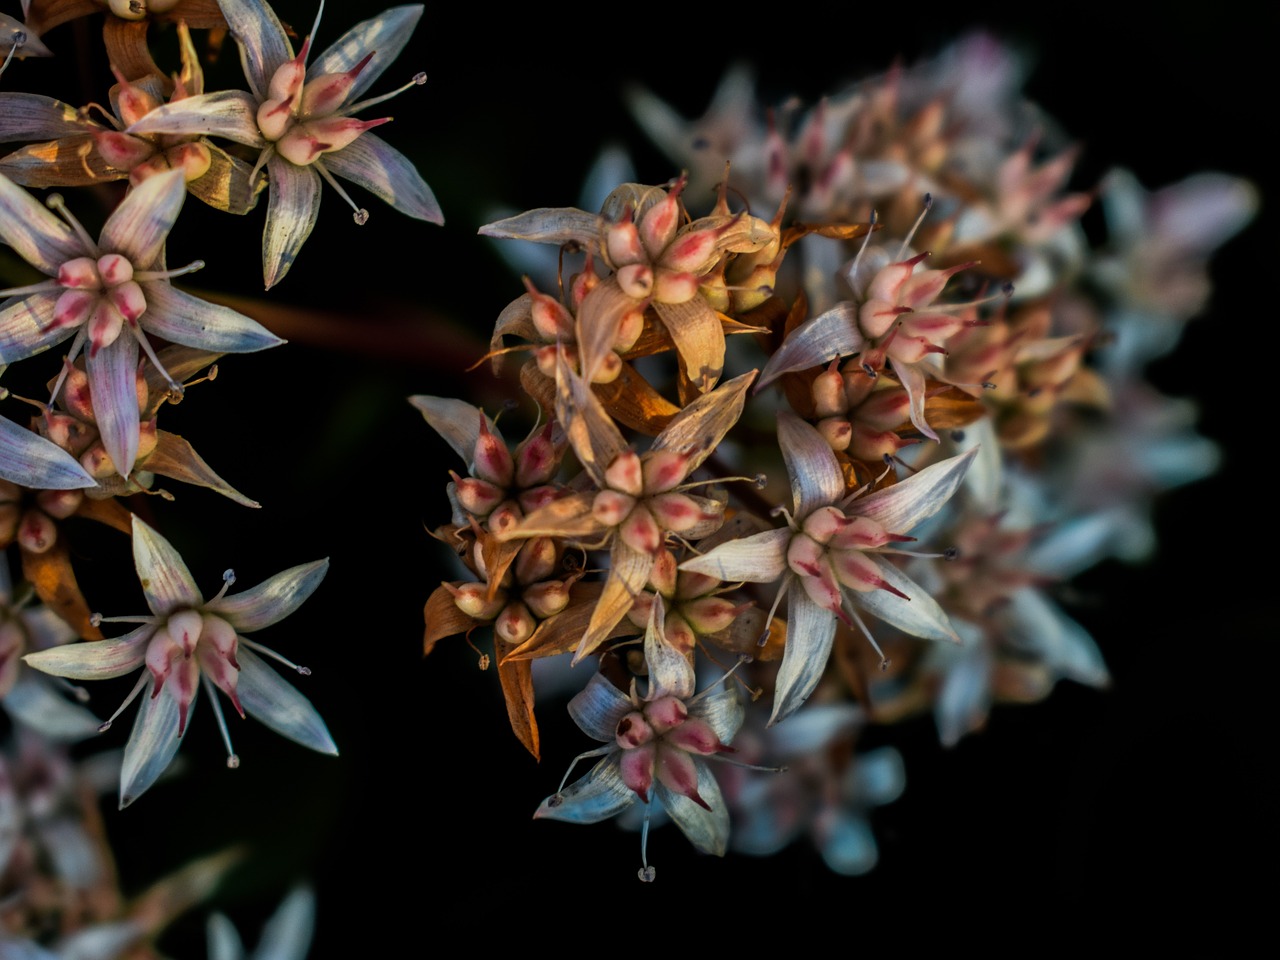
(104, 17), (162, 83)
(592, 362), (679, 436)
(145, 432), (259, 508)
(575, 541), (654, 663)
(22, 541), (101, 639)
(920, 385), (988, 430)
(479, 532), (523, 602)
(73, 495), (134, 535)
(494, 637), (540, 760)
(0, 134), (120, 188)
(519, 360), (557, 420)
(423, 583), (478, 656)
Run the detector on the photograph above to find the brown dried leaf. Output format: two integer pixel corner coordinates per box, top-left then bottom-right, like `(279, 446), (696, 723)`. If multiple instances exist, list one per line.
(22, 541), (101, 639)
(104, 17), (162, 83)
(576, 541), (654, 662)
(783, 221), (874, 246)
(920, 385), (988, 430)
(494, 637), (540, 760)
(0, 135), (120, 188)
(73, 496), (134, 536)
(592, 362), (679, 436)
(519, 360), (557, 421)
(1059, 367), (1111, 409)
(479, 532), (523, 602)
(145, 432), (259, 508)
(186, 143), (263, 215)
(502, 582), (610, 661)
(653, 296), (726, 391)
(423, 583), (478, 656)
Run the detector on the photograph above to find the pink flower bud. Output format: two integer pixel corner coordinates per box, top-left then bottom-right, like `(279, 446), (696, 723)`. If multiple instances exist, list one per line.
(80, 443), (116, 480)
(604, 450), (644, 497)
(95, 130), (154, 171)
(87, 301), (125, 357)
(495, 601), (536, 645)
(257, 96), (296, 142)
(165, 141), (213, 182)
(857, 388), (912, 430)
(627, 593), (654, 629)
(641, 449), (690, 494)
(649, 550), (678, 598)
(640, 183), (682, 258)
(616, 263), (653, 299)
(201, 615), (239, 669)
(166, 609), (204, 656)
(266, 48), (308, 105)
(613, 306), (645, 352)
(145, 626), (182, 693)
(17, 509), (56, 554)
(665, 716), (727, 756)
(113, 76), (160, 126)
(655, 746), (708, 809)
(300, 54), (373, 116)
(682, 596), (741, 635)
(664, 612), (696, 654)
(647, 492), (712, 533)
(644, 695), (687, 733)
(97, 254), (133, 286)
(522, 580), (569, 619)
(816, 417), (852, 451)
(196, 641), (244, 717)
(472, 417), (514, 486)
(514, 537), (558, 584)
(831, 549), (907, 598)
(58, 257), (100, 290)
(829, 516), (893, 551)
(812, 364), (848, 418)
(35, 489), (82, 520)
(787, 532), (827, 578)
(615, 711), (655, 749)
(675, 570), (719, 601)
(517, 484), (561, 514)
(661, 226), (718, 274)
(108, 280), (147, 323)
(447, 582), (506, 620)
(590, 350), (622, 384)
(620, 504), (662, 554)
(487, 502), (523, 538)
(849, 423), (911, 462)
(515, 423), (559, 487)
(451, 472), (504, 516)
(652, 268), (698, 304)
(525, 281), (575, 341)
(50, 290), (95, 332)
(137, 419), (158, 461)
(859, 300), (907, 339)
(619, 741), (656, 799)
(570, 260), (599, 308)
(592, 489), (635, 528)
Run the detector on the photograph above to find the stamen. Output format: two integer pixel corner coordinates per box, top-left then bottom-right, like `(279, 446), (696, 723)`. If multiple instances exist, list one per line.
(0, 38), (21, 77)
(203, 676), (241, 769)
(45, 194), (100, 256)
(757, 577), (790, 647)
(97, 672), (149, 732)
(127, 324), (184, 397)
(707, 755), (788, 773)
(845, 601), (890, 670)
(239, 637), (311, 675)
(464, 634), (490, 670)
(882, 452), (920, 474)
(313, 160), (369, 224)
(553, 745), (612, 795)
(209, 568), (237, 604)
(897, 192), (933, 260)
(51, 676), (91, 703)
(637, 799), (656, 882)
(689, 654), (752, 705)
(93, 615), (155, 624)
(847, 209), (877, 284)
(344, 72), (428, 115)
(133, 259), (205, 282)
(0, 279), (62, 298)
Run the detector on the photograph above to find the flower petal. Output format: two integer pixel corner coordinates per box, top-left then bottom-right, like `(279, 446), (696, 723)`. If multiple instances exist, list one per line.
(218, 0), (294, 100)
(533, 755), (634, 824)
(2, 670), (102, 741)
(100, 169), (185, 267)
(678, 527), (791, 583)
(131, 516), (203, 614)
(0, 293), (72, 365)
(888, 355), (937, 442)
(1005, 588), (1110, 688)
(235, 648), (337, 755)
(689, 684), (743, 745)
(263, 155), (321, 290)
(651, 369), (756, 475)
(757, 302), (863, 389)
(567, 671), (633, 743)
(319, 134), (442, 223)
(770, 589), (837, 725)
(853, 559), (959, 643)
(853, 447), (976, 533)
(643, 595), (694, 700)
(252, 887), (316, 960)
(22, 624), (152, 680)
(652, 296), (725, 390)
(206, 915), (245, 960)
(88, 334), (142, 480)
(120, 680), (189, 808)
(206, 559), (329, 632)
(0, 410), (96, 490)
(655, 760), (729, 855)
(140, 282), (285, 353)
(0, 92), (95, 142)
(777, 410), (843, 519)
(554, 351), (627, 490)
(0, 171), (83, 273)
(407, 395), (497, 463)
(124, 91), (266, 148)
(478, 206), (599, 246)
(574, 541), (653, 664)
(308, 5), (423, 101)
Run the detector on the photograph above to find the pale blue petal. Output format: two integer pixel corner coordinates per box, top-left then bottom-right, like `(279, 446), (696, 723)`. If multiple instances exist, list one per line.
(770, 590), (838, 725)
(853, 559), (959, 643)
(1005, 588), (1110, 688)
(120, 682), (188, 808)
(655, 760), (729, 856)
(678, 527), (791, 583)
(56, 922), (147, 960)
(0, 92), (93, 141)
(252, 886), (316, 960)
(99, 169), (185, 267)
(0, 293), (69, 365)
(124, 91), (266, 148)
(478, 206), (599, 246)
(206, 559), (328, 633)
(853, 448), (976, 534)
(23, 624), (153, 680)
(2, 671), (101, 740)
(236, 648), (337, 755)
(309, 6), (423, 102)
(778, 411), (843, 519)
(88, 334), (140, 479)
(320, 134), (442, 223)
(933, 634), (991, 748)
(567, 672), (633, 743)
(219, 0), (294, 99)
(534, 755), (634, 824)
(689, 683), (743, 745)
(889, 355), (937, 442)
(263, 155), (321, 290)
(818, 812), (877, 876)
(767, 701), (861, 754)
(207, 915), (246, 960)
(141, 282), (285, 353)
(131, 516), (203, 614)
(0, 171), (83, 273)
(757, 302), (863, 389)
(0, 410), (96, 489)
(850, 746), (905, 806)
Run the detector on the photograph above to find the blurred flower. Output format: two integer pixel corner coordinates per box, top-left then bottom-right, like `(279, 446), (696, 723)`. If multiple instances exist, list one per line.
(207, 886), (315, 960)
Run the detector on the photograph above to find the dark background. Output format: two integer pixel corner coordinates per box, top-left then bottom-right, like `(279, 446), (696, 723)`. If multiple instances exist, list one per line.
(4, 0), (1268, 947)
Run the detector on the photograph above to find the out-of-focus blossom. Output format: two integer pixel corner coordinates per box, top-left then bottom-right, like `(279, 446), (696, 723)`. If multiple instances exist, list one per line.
(25, 516), (334, 807)
(126, 0), (443, 288)
(207, 886), (315, 960)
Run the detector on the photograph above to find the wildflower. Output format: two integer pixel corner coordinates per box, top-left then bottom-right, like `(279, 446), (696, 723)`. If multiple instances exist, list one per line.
(24, 515), (335, 807)
(0, 169), (283, 478)
(535, 595), (743, 877)
(0, 411), (96, 490)
(681, 411), (973, 723)
(126, 0), (443, 288)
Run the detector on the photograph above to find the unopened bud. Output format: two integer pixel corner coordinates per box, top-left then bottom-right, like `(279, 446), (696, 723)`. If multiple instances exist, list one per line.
(447, 582), (507, 620)
(514, 536), (558, 584)
(514, 423), (559, 487)
(683, 596), (745, 635)
(522, 580), (570, 619)
(641, 449), (690, 495)
(616, 262), (653, 300)
(451, 471), (505, 516)
(816, 417), (852, 451)
(472, 416), (514, 487)
(35, 488), (83, 520)
(494, 601), (536, 645)
(604, 450), (644, 497)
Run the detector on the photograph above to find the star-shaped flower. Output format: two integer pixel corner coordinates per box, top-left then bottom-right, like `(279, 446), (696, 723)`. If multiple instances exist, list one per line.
(126, 0), (443, 288)
(24, 515), (335, 807)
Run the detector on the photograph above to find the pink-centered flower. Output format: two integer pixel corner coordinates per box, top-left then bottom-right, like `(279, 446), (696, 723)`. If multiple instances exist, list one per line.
(23, 516), (335, 808)
(681, 412), (973, 724)
(0, 169), (283, 478)
(126, 0), (443, 289)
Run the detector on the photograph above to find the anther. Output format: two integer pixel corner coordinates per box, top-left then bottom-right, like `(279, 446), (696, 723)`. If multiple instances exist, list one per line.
(353, 209), (369, 225)
(638, 866), (656, 883)
(223, 569), (236, 584)
(413, 72), (427, 84)
(89, 612), (103, 626)
(943, 546), (960, 561)
(547, 794), (564, 808)
(227, 755), (241, 769)
(754, 473), (767, 488)
(98, 721), (113, 733)
(879, 658), (891, 671)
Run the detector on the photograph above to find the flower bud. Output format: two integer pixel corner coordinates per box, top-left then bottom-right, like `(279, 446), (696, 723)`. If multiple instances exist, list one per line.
(605, 213), (644, 268)
(619, 741), (656, 798)
(592, 489), (635, 527)
(653, 268), (698, 304)
(95, 131), (154, 171)
(644, 695), (687, 733)
(613, 306), (645, 353)
(619, 504), (662, 554)
(682, 596), (742, 635)
(487, 501), (523, 538)
(80, 442), (117, 480)
(16, 509), (55, 554)
(35, 489), (82, 520)
(641, 449), (690, 494)
(812, 364), (848, 418)
(518, 484), (561, 514)
(494, 601), (536, 645)
(648, 492), (714, 533)
(514, 537), (558, 584)
(522, 580), (569, 619)
(639, 184), (682, 257)
(787, 532), (827, 578)
(201, 614), (239, 669)
(665, 716), (727, 756)
(166, 141), (213, 182)
(816, 417), (852, 451)
(648, 550), (678, 598)
(615, 711), (655, 749)
(829, 516), (893, 551)
(448, 582), (506, 620)
(604, 450), (643, 497)
(616, 263), (653, 299)
(526, 282), (574, 341)
(166, 609), (204, 655)
(452, 472), (504, 516)
(472, 417), (514, 487)
(664, 612), (696, 654)
(589, 350), (622, 384)
(58, 257), (100, 290)
(514, 424), (558, 487)
(655, 747), (706, 808)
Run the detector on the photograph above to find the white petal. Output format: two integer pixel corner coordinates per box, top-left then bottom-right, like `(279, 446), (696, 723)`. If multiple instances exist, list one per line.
(407, 395), (497, 464)
(770, 589), (837, 725)
(309, 5), (423, 102)
(263, 156), (321, 290)
(120, 682), (189, 808)
(2, 671), (101, 740)
(125, 91), (266, 148)
(131, 515), (203, 614)
(567, 672), (633, 743)
(655, 760), (729, 856)
(853, 558), (959, 643)
(99, 169), (185, 267)
(0, 92), (91, 142)
(1005, 588), (1110, 688)
(643, 595), (694, 700)
(853, 447), (976, 533)
(88, 335), (141, 479)
(818, 812), (878, 876)
(533, 755), (634, 823)
(478, 206), (599, 246)
(320, 134), (442, 223)
(0, 171), (83, 274)
(0, 294), (71, 366)
(678, 527), (791, 583)
(141, 283), (285, 353)
(778, 410), (843, 518)
(206, 559), (329, 633)
(689, 684), (743, 745)
(0, 410), (96, 490)
(252, 886), (316, 960)
(889, 355), (937, 442)
(236, 648), (337, 756)
(23, 624), (153, 680)
(206, 915), (245, 960)
(219, 0), (294, 99)
(757, 302), (863, 388)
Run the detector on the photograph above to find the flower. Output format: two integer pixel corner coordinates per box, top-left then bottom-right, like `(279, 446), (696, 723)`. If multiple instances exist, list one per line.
(24, 515), (335, 807)
(126, 0), (444, 288)
(534, 595), (743, 877)
(0, 168), (283, 478)
(681, 411), (973, 723)
(206, 886), (315, 960)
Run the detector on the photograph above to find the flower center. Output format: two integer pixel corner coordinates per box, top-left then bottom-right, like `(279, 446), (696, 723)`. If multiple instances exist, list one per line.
(51, 254), (146, 356)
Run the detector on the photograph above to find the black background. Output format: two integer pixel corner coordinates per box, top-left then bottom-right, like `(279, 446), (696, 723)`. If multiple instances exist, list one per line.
(3, 0), (1268, 948)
